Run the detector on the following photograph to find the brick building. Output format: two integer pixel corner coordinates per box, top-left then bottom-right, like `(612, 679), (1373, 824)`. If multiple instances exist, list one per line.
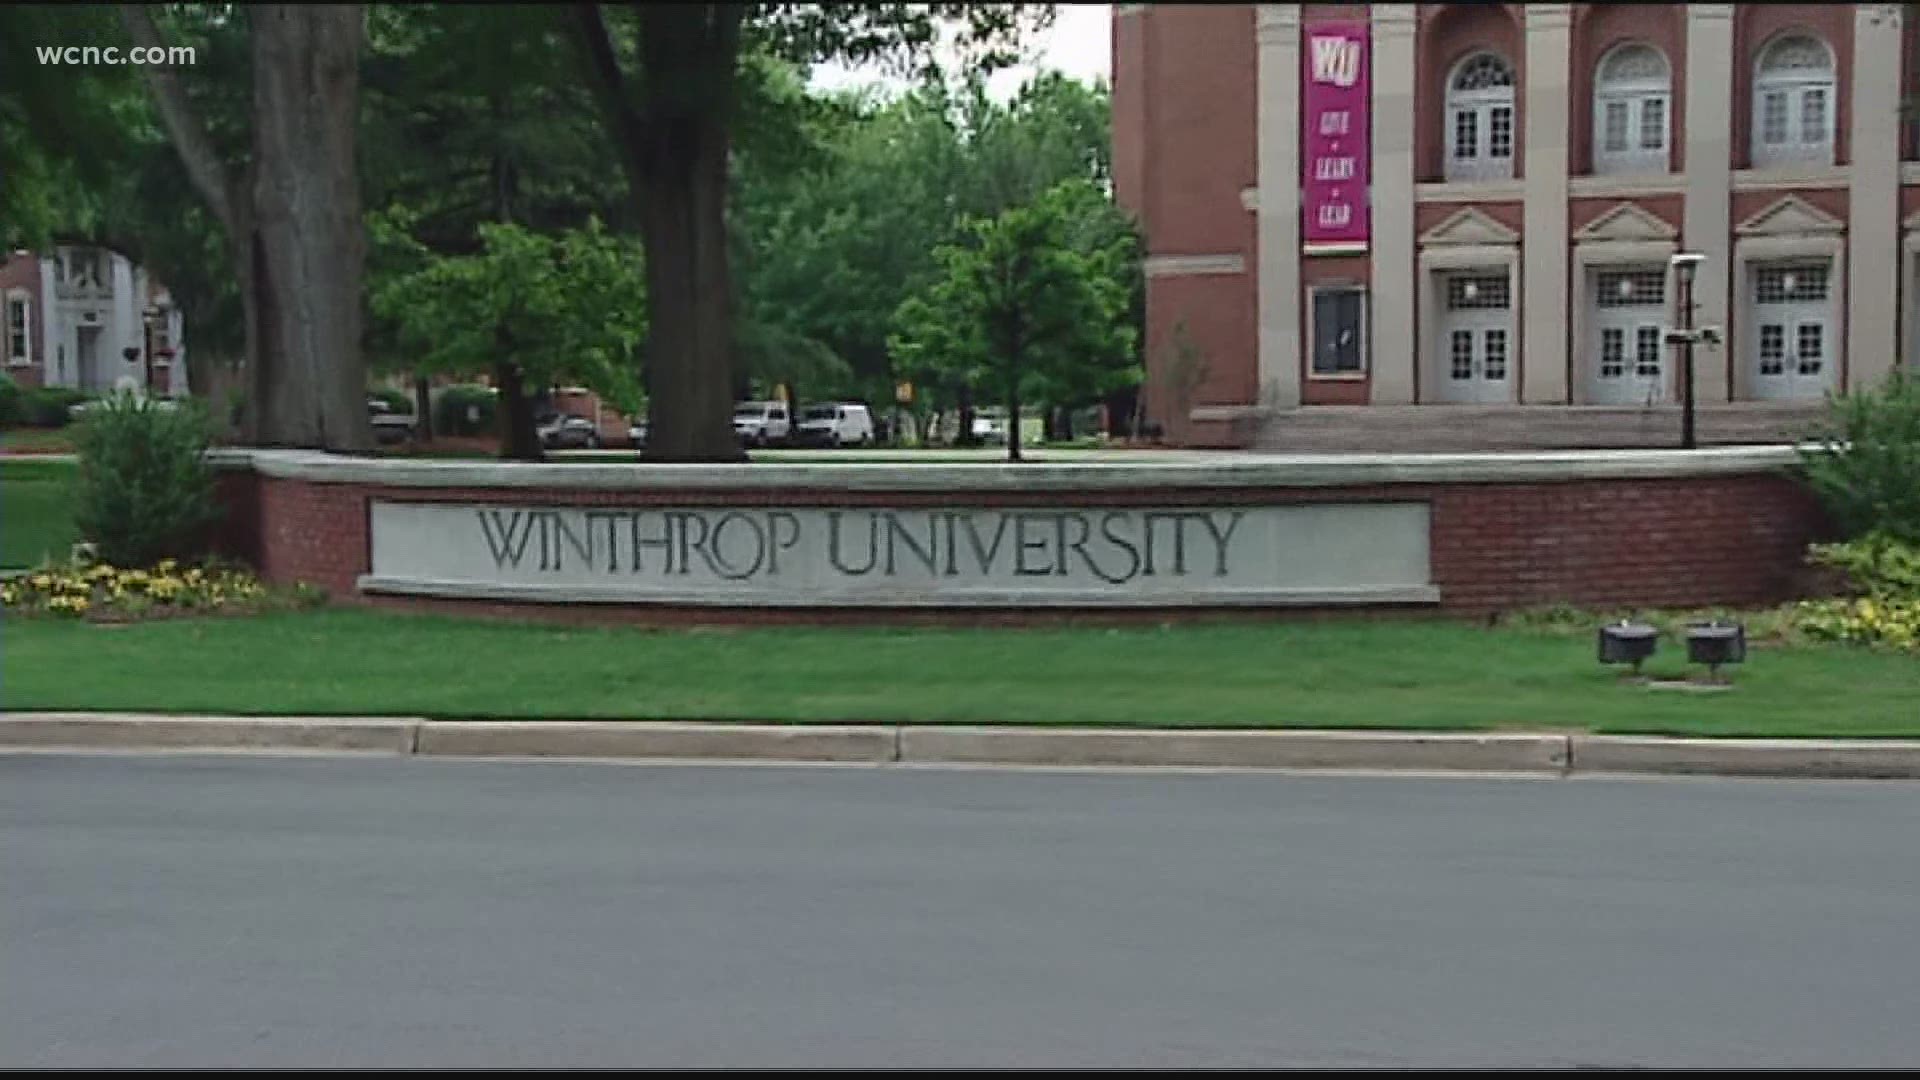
(1, 246), (186, 396)
(1114, 4), (1919, 449)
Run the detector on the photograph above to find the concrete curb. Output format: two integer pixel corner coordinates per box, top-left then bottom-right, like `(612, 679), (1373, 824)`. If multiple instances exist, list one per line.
(8, 714), (1920, 780)
(411, 720), (895, 763)
(897, 727), (1571, 773)
(0, 713), (420, 754)
(1570, 735), (1920, 779)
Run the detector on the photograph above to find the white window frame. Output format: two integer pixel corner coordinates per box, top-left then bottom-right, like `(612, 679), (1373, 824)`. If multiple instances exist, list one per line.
(1751, 34), (1836, 169)
(1592, 43), (1671, 176)
(1307, 284), (1370, 380)
(5, 289), (31, 367)
(1444, 52), (1518, 183)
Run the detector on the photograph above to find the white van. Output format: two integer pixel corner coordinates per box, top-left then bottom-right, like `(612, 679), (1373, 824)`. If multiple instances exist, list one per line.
(794, 402), (875, 448)
(732, 401), (791, 447)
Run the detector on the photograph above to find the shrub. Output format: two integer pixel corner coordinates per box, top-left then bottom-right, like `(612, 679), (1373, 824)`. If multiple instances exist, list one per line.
(70, 391), (222, 568)
(433, 384), (497, 436)
(1799, 370), (1920, 543)
(20, 386), (92, 428)
(0, 372), (20, 427)
(1806, 533), (1920, 600)
(1791, 533), (1920, 652)
(1792, 597), (1920, 652)
(369, 385), (413, 414)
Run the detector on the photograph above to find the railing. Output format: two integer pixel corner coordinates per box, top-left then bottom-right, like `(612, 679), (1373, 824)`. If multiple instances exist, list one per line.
(52, 278), (112, 302)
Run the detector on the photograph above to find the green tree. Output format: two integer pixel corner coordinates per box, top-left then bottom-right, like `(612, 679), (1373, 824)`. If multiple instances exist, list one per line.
(369, 215), (647, 461)
(0, 5), (135, 250)
(361, 3), (630, 440)
(120, 4), (372, 451)
(570, 2), (1048, 462)
(889, 180), (1135, 463)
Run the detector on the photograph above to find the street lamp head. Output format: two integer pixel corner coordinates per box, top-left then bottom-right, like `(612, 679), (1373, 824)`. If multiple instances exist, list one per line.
(1670, 251), (1706, 286)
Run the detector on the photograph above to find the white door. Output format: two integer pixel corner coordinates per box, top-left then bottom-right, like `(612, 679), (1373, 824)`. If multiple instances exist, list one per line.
(1436, 272), (1514, 404)
(1589, 268), (1668, 405)
(76, 326), (101, 392)
(1750, 263), (1836, 401)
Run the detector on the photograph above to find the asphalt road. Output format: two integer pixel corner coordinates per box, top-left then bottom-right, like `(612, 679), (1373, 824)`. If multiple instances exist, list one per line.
(4, 753), (1919, 1068)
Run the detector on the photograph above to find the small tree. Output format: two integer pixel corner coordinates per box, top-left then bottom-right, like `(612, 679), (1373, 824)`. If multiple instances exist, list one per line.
(72, 392), (221, 568)
(370, 216), (647, 460)
(888, 180), (1134, 462)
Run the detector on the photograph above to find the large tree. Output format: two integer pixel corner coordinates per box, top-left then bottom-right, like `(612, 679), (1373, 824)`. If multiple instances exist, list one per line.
(120, 4), (370, 451)
(570, 2), (1048, 462)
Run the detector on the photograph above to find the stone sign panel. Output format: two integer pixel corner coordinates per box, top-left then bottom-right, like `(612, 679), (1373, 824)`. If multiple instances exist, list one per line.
(362, 501), (1436, 607)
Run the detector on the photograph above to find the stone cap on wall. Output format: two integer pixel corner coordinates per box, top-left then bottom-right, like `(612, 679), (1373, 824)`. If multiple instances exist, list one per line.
(206, 445), (1809, 492)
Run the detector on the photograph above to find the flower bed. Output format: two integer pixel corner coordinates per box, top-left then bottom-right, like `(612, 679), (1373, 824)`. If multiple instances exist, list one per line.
(1, 559), (323, 622)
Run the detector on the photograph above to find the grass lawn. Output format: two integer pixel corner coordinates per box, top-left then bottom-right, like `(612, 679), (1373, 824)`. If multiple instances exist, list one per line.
(0, 428), (77, 454)
(3, 608), (1915, 738)
(0, 458), (78, 569)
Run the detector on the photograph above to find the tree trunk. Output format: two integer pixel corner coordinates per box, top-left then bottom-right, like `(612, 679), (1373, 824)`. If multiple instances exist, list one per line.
(123, 5), (369, 453)
(955, 384), (978, 448)
(412, 375), (433, 442)
(1107, 385), (1140, 439)
(493, 356), (544, 462)
(634, 97), (743, 461)
(185, 349), (243, 442)
(247, 6), (370, 452)
(616, 7), (742, 463)
(575, 4), (747, 463)
(1005, 363), (1023, 464)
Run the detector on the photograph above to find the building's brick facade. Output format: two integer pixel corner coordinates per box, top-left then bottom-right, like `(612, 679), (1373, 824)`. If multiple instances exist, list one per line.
(1117, 4), (1919, 450)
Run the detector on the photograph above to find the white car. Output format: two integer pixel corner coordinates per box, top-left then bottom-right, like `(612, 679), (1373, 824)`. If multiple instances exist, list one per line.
(536, 412), (601, 449)
(732, 401), (791, 447)
(794, 402), (875, 448)
(971, 412), (1008, 445)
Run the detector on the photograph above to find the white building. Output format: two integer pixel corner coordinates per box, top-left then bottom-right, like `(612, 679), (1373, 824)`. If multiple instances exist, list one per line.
(3, 246), (187, 396)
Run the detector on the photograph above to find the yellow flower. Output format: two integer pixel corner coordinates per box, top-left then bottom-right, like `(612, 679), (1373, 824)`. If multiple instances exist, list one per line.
(29, 574), (51, 589)
(155, 559), (177, 573)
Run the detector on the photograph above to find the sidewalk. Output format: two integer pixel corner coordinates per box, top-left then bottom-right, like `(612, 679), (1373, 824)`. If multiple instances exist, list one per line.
(7, 713), (1920, 780)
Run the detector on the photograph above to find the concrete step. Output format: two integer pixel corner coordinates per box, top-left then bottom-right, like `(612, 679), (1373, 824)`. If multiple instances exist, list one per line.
(1253, 403), (1830, 452)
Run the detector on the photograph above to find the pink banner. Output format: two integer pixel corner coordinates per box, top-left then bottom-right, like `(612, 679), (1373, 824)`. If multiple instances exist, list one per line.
(1301, 22), (1371, 251)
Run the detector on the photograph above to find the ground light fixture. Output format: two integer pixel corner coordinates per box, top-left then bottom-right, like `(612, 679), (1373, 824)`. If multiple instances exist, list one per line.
(1685, 620), (1747, 683)
(1597, 619), (1659, 676)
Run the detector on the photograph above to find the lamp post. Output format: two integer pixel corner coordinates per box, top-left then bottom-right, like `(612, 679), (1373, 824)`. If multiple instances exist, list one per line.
(1666, 252), (1707, 450)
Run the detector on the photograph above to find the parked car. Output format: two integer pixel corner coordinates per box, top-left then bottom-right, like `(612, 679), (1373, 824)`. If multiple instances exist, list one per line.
(732, 401), (791, 447)
(367, 397), (417, 445)
(793, 402), (876, 448)
(536, 411), (601, 449)
(971, 411), (1008, 445)
(627, 418), (648, 450)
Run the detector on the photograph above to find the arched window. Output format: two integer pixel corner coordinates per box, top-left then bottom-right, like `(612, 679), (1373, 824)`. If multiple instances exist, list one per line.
(1592, 43), (1670, 175)
(1444, 52), (1517, 182)
(1752, 34), (1836, 168)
